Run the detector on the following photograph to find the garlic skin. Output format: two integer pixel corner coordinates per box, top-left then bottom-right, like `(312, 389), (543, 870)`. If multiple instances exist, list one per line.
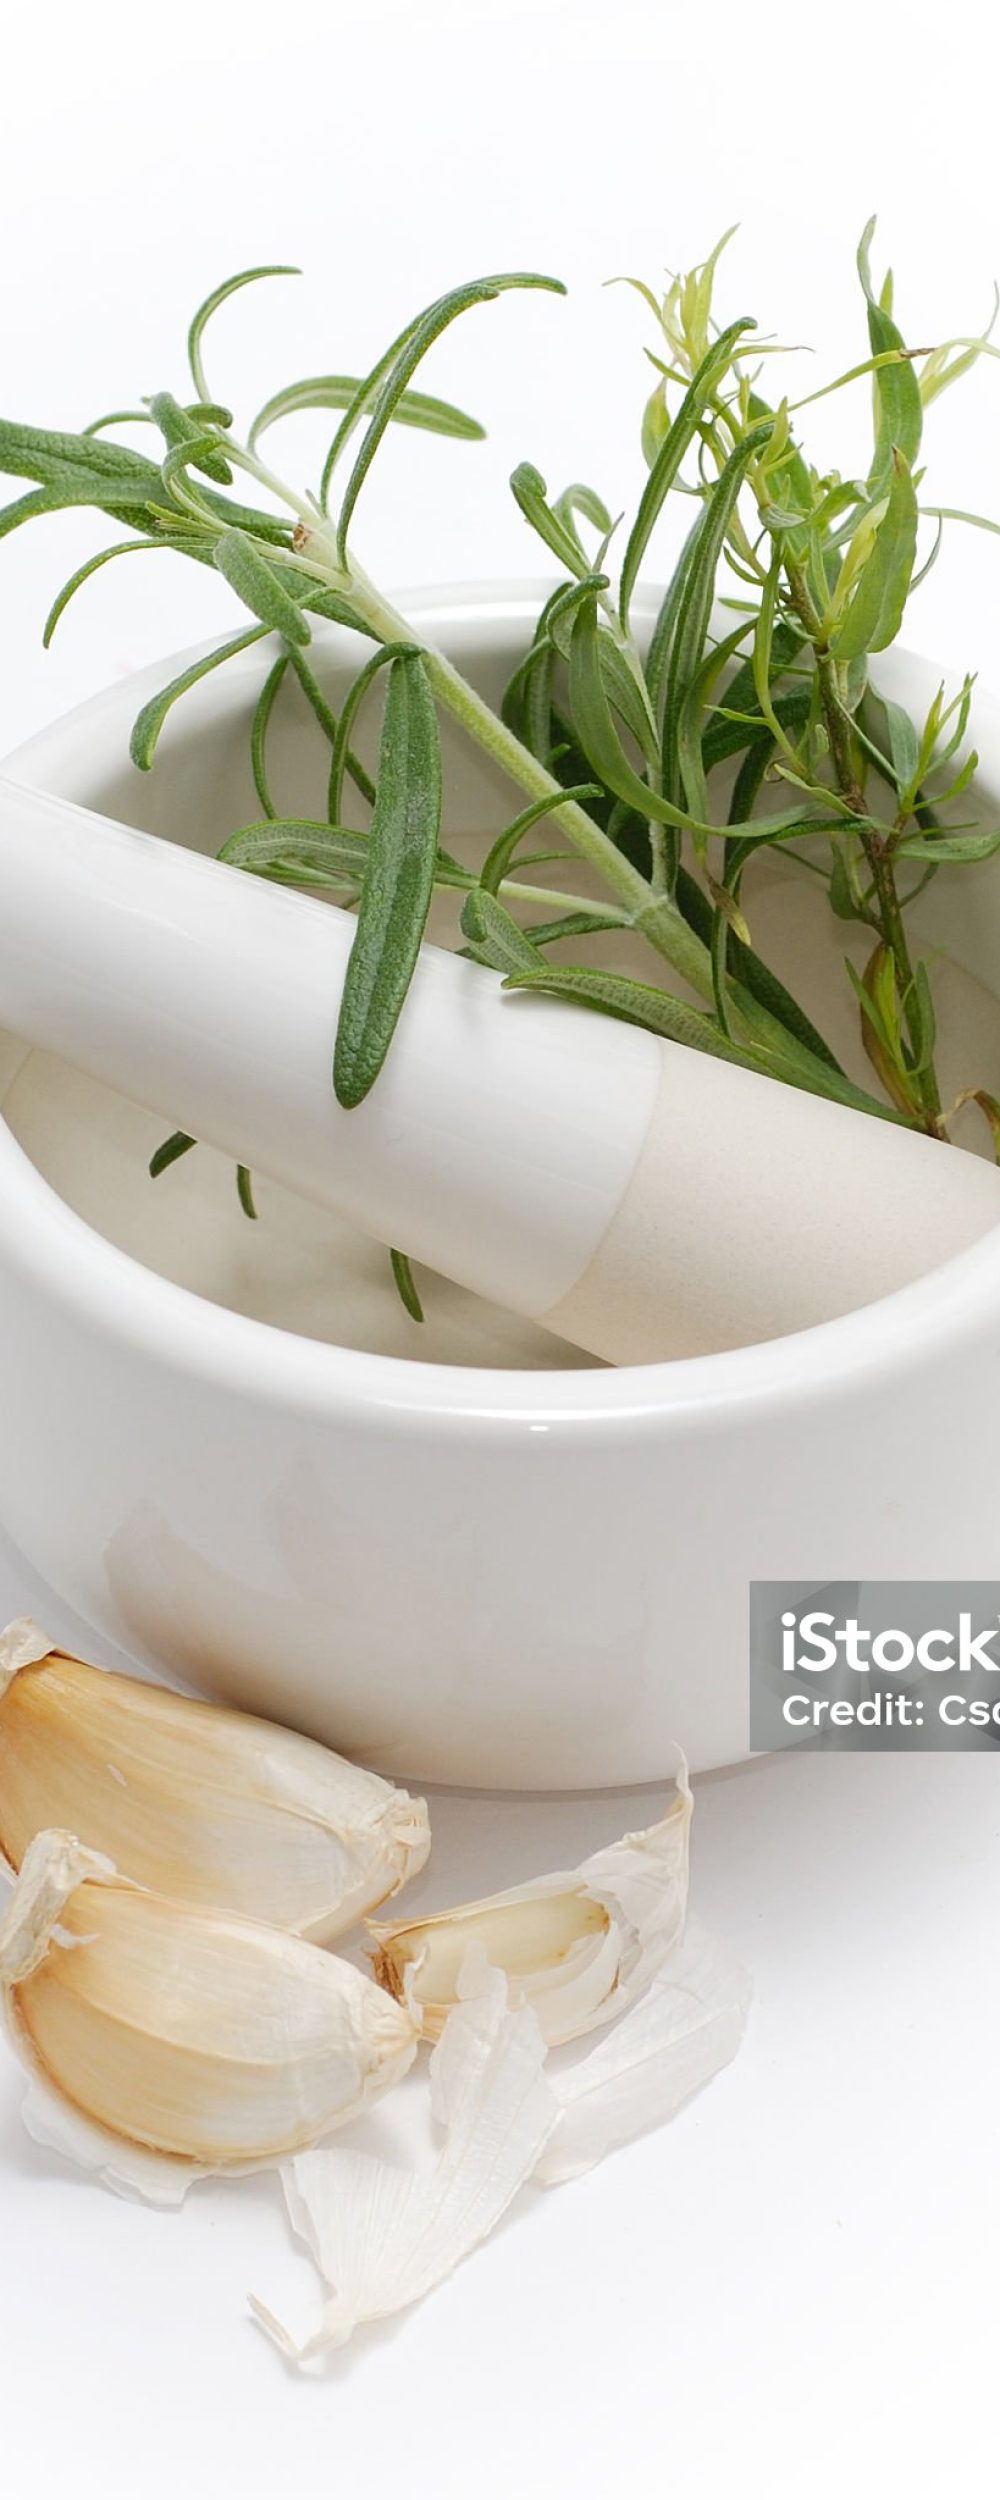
(0, 1619), (430, 1941)
(0, 1829), (418, 2166)
(370, 1764), (692, 2048)
(253, 1953), (557, 2362)
(535, 1913), (752, 2185)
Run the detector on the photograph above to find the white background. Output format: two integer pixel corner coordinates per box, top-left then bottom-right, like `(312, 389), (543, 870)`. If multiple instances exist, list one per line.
(2, 3), (1000, 2493)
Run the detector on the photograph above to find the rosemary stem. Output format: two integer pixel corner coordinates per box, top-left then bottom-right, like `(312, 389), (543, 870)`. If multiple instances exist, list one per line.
(225, 441), (318, 530)
(224, 443), (710, 983)
(333, 559), (718, 998)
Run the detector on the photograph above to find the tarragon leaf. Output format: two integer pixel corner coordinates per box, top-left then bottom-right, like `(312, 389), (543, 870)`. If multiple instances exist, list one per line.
(619, 319), (756, 625)
(895, 822), (1000, 864)
(830, 449), (918, 664)
(661, 421), (773, 813)
(857, 219), (922, 486)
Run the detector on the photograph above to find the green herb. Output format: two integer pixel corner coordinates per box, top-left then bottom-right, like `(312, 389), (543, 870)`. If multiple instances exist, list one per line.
(389, 1248), (424, 1323)
(332, 649), (442, 1109)
(6, 233), (1000, 1323)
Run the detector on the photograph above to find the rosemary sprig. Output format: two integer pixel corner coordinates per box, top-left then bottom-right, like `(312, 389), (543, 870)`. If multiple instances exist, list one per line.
(4, 231), (1000, 1319)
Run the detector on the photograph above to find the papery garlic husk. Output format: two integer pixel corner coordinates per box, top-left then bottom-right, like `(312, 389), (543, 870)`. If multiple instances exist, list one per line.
(252, 1951), (557, 2363)
(0, 1618), (430, 1941)
(536, 1911), (752, 2185)
(0, 1829), (418, 2169)
(370, 1761), (692, 2048)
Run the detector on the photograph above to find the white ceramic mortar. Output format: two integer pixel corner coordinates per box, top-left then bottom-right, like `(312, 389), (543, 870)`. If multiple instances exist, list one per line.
(0, 585), (998, 1787)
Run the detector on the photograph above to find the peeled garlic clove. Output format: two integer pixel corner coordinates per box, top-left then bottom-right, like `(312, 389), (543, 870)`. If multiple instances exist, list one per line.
(0, 1828), (418, 2168)
(0, 1617), (430, 1941)
(370, 1761), (692, 2048)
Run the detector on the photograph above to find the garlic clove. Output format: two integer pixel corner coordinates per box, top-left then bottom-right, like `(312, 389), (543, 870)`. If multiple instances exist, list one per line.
(0, 1618), (430, 1942)
(252, 1911), (751, 2361)
(0, 1829), (418, 2170)
(369, 1760), (692, 2048)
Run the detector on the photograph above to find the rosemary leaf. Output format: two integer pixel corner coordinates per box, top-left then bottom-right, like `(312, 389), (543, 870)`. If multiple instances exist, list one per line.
(479, 787), (600, 895)
(187, 266), (300, 406)
(149, 1131), (197, 1179)
(250, 375), (484, 451)
(130, 628), (270, 771)
(334, 272), (565, 561)
(333, 653), (442, 1107)
(43, 539), (179, 647)
(250, 655), (289, 818)
(147, 391), (232, 486)
(213, 530), (311, 645)
(328, 642), (417, 826)
(503, 963), (753, 1062)
(510, 464), (597, 578)
(219, 820), (373, 886)
(389, 1249), (425, 1323)
(461, 888), (543, 974)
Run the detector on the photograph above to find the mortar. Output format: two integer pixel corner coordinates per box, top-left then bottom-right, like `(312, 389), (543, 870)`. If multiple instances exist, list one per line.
(0, 584), (998, 1786)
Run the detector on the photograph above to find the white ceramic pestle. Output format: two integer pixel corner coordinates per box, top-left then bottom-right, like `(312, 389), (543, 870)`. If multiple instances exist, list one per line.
(0, 776), (999, 1362)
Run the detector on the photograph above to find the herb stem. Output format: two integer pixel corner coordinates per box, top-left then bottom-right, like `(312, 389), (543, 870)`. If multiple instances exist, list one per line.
(784, 561), (944, 1133)
(224, 441), (318, 531)
(336, 559), (718, 995)
(226, 455), (716, 991)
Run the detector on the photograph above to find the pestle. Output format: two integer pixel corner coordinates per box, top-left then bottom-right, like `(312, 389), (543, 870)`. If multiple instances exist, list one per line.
(0, 777), (999, 1362)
